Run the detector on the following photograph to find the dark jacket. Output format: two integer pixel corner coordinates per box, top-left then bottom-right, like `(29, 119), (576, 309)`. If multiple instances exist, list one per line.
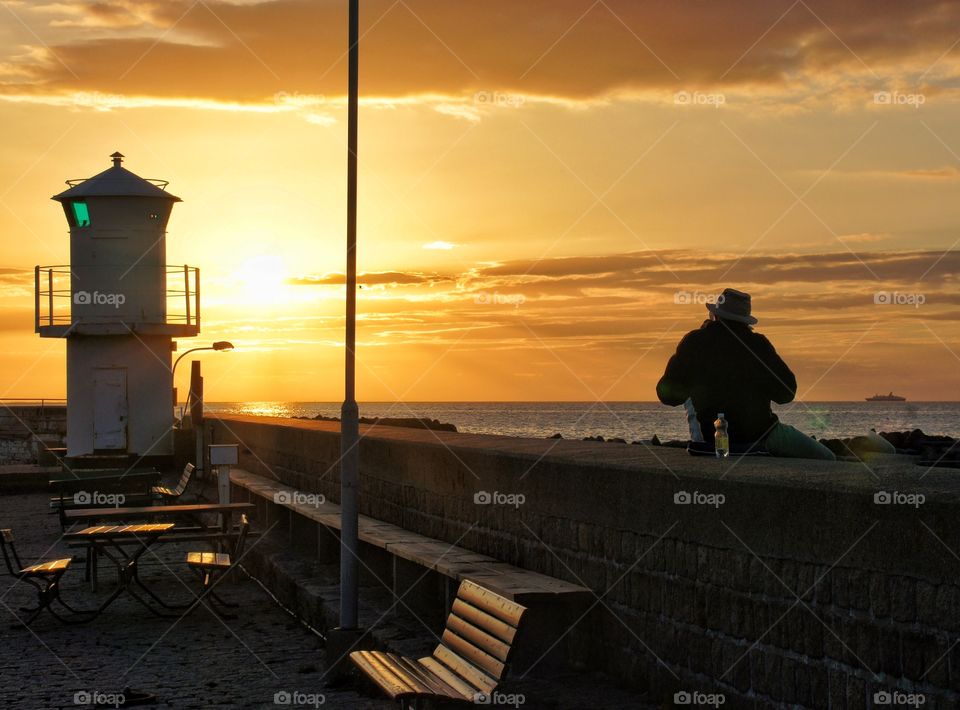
(656, 319), (797, 445)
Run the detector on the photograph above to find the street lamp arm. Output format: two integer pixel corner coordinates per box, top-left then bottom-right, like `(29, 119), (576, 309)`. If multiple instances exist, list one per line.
(172, 347), (212, 377)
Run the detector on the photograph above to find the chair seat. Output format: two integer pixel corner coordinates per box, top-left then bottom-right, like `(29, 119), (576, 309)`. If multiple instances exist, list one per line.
(20, 558), (72, 576)
(186, 551), (232, 568)
(151, 486), (176, 497)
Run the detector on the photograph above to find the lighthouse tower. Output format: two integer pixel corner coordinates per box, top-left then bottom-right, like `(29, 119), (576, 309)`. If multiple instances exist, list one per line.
(36, 152), (199, 460)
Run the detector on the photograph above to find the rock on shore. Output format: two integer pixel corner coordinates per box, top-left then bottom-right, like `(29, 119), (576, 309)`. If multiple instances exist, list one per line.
(297, 414), (458, 433)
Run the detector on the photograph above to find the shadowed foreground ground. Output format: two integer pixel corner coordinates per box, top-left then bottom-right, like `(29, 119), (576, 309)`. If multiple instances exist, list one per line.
(0, 491), (655, 709)
(0, 492), (389, 709)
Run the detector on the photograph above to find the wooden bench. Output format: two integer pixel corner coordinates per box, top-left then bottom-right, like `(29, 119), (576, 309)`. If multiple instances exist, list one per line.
(230, 468), (590, 606)
(230, 468), (590, 674)
(351, 579), (526, 708)
(150, 463), (198, 502)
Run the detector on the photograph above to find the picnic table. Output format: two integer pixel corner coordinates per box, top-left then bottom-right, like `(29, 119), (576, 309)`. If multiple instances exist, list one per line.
(64, 503), (255, 589)
(71, 523), (181, 618)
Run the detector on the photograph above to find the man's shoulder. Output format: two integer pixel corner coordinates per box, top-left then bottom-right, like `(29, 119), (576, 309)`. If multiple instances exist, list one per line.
(678, 326), (711, 348)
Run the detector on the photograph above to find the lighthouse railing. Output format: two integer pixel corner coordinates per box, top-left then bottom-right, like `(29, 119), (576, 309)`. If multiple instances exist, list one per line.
(35, 264), (200, 332)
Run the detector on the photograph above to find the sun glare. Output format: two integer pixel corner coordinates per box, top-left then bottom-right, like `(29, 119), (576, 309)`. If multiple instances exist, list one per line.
(235, 254), (290, 306)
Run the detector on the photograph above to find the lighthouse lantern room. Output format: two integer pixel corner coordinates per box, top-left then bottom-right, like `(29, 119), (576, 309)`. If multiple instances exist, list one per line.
(36, 152), (200, 460)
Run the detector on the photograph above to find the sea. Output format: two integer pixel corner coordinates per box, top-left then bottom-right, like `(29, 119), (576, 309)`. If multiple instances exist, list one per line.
(204, 401), (960, 441)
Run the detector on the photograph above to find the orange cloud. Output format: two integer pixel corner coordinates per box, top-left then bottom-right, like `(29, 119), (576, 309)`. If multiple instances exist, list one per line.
(2, 0), (960, 108)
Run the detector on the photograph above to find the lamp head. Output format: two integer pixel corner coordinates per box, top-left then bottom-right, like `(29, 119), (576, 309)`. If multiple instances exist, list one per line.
(212, 341), (234, 351)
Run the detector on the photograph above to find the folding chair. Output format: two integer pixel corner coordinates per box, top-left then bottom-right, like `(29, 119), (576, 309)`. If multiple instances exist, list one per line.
(1, 528), (90, 627)
(151, 463), (197, 503)
(184, 514), (249, 618)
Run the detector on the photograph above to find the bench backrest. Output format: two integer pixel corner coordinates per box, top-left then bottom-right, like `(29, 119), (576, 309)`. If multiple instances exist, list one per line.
(174, 463), (196, 496)
(431, 580), (527, 698)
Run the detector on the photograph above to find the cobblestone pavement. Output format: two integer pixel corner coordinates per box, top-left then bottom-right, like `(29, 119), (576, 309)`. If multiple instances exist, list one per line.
(0, 493), (391, 710)
(1, 492), (655, 709)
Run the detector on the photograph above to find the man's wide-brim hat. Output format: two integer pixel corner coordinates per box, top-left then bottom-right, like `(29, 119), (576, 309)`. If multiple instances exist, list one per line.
(706, 287), (758, 325)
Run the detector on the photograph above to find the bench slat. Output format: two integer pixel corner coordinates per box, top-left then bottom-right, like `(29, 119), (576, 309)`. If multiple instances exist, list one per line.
(417, 656), (478, 700)
(431, 644), (498, 694)
(458, 579), (525, 627)
(392, 655), (466, 699)
(350, 651), (425, 699)
(440, 629), (505, 682)
(451, 598), (517, 646)
(446, 612), (512, 663)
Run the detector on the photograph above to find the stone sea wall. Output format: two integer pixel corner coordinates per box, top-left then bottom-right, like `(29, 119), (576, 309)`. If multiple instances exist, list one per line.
(0, 405), (66, 464)
(209, 414), (960, 709)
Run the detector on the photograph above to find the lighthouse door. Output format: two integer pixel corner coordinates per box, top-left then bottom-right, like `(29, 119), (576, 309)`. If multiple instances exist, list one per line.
(93, 368), (128, 450)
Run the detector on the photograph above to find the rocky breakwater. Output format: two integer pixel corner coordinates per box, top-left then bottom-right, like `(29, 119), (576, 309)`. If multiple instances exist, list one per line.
(296, 414), (458, 433)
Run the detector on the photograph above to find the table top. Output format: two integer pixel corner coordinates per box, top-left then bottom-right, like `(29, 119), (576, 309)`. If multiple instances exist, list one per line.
(64, 502), (254, 520)
(74, 523), (175, 537)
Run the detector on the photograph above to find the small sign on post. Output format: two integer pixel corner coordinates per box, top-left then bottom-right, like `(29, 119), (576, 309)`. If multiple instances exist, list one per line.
(209, 444), (239, 505)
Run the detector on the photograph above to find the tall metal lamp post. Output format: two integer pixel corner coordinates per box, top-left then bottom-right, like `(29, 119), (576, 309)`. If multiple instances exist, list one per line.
(339, 0), (361, 634)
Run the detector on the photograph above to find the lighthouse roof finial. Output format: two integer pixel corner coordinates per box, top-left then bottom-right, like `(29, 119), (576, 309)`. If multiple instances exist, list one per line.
(52, 153), (181, 203)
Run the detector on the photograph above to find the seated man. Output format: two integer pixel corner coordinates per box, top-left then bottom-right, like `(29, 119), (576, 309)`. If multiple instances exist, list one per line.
(657, 288), (835, 460)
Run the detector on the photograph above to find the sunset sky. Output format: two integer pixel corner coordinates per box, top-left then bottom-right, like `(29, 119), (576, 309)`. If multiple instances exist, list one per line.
(1, 0), (959, 402)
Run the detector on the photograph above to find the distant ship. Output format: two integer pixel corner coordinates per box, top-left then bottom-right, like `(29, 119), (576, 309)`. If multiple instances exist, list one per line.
(866, 392), (906, 402)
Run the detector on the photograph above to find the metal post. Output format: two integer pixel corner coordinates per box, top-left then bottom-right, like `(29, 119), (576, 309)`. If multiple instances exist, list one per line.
(34, 266), (40, 332)
(340, 0), (361, 631)
(47, 268), (54, 326)
(183, 264), (191, 326)
(195, 267), (201, 330)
